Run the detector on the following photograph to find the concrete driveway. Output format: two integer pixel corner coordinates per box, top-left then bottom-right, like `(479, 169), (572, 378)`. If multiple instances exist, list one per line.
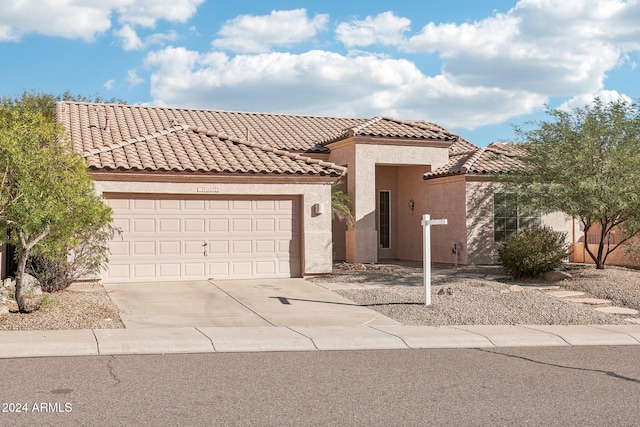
(103, 278), (400, 329)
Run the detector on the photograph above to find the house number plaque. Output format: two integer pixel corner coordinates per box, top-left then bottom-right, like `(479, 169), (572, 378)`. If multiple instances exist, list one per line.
(196, 186), (220, 193)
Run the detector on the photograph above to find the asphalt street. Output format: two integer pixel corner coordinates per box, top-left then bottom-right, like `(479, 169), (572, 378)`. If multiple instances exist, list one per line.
(1, 346), (639, 426)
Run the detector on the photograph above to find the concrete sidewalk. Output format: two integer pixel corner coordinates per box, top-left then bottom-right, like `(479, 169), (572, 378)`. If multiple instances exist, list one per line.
(1, 324), (639, 358)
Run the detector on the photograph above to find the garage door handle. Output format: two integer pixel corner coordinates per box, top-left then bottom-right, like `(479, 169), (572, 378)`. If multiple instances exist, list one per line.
(203, 241), (208, 256)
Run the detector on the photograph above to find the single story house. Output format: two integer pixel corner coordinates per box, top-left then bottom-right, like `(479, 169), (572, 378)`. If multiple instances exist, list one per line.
(5, 102), (578, 283)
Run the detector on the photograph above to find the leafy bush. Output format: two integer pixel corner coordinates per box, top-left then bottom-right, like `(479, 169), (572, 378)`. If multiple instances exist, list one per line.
(27, 224), (118, 292)
(497, 225), (570, 278)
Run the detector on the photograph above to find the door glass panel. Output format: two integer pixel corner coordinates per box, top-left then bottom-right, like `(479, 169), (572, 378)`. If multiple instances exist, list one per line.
(379, 191), (391, 249)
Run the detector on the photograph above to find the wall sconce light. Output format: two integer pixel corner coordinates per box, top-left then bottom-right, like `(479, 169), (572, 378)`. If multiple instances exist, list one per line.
(313, 203), (324, 215)
(408, 200), (415, 211)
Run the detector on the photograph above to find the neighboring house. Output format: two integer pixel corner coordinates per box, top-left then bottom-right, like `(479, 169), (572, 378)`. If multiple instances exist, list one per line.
(0, 102), (578, 283)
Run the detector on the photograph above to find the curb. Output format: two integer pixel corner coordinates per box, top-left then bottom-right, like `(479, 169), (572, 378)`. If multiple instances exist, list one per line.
(1, 324), (640, 359)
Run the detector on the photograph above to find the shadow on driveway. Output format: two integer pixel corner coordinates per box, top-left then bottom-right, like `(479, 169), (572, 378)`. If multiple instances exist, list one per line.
(104, 278), (401, 329)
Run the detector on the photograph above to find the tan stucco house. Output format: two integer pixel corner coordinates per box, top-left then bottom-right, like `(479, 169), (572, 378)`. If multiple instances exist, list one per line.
(4, 102), (574, 283)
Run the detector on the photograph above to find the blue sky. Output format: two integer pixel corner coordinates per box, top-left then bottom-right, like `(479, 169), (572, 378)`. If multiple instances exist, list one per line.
(1, 0), (639, 146)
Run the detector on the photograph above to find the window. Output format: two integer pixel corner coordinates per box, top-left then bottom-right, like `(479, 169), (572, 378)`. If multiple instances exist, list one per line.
(379, 190), (391, 248)
(493, 193), (540, 242)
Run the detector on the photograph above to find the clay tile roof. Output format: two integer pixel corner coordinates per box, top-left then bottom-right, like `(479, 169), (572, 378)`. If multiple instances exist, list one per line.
(318, 116), (459, 145)
(57, 102), (347, 176)
(424, 142), (525, 180)
(56, 101), (469, 177)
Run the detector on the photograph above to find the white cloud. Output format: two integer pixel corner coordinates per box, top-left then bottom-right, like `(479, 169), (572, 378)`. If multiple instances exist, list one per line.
(104, 79), (115, 91)
(145, 47), (543, 128)
(336, 12), (411, 47)
(0, 0), (202, 42)
(403, 0), (640, 98)
(557, 90), (633, 112)
(114, 25), (178, 51)
(114, 25), (143, 50)
(139, 1), (639, 132)
(211, 9), (329, 53)
(127, 70), (144, 87)
(115, 0), (204, 28)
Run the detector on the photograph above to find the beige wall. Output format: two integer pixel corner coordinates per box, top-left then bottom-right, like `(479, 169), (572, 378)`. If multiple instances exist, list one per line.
(465, 180), (499, 264)
(464, 179), (575, 265)
(93, 178), (334, 275)
(375, 166), (399, 260)
(420, 176), (468, 264)
(328, 139), (449, 263)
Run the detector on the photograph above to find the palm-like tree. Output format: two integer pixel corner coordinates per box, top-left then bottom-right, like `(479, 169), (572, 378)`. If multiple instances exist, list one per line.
(331, 180), (354, 227)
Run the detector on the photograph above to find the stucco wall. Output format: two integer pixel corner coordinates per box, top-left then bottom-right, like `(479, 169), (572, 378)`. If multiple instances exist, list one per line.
(328, 139), (449, 263)
(421, 176), (468, 264)
(375, 166), (399, 260)
(92, 178), (334, 275)
(465, 180), (499, 264)
(465, 180), (575, 265)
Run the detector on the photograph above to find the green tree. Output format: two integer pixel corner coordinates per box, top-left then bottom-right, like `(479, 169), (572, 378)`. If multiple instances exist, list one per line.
(331, 180), (354, 227)
(1, 90), (124, 122)
(0, 98), (112, 312)
(506, 98), (640, 269)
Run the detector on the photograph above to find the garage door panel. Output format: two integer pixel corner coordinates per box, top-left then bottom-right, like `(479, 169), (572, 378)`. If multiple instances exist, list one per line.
(158, 199), (180, 210)
(208, 200), (229, 210)
(159, 241), (181, 255)
(277, 218), (293, 232)
(133, 241), (156, 256)
(109, 241), (130, 256)
(159, 218), (181, 232)
(256, 261), (276, 274)
(112, 218), (130, 232)
(184, 240), (206, 254)
(159, 263), (181, 277)
(255, 240), (276, 253)
(208, 240), (230, 254)
(232, 218), (252, 232)
(184, 263), (206, 277)
(184, 199), (206, 210)
(209, 218), (229, 232)
(107, 264), (130, 279)
(232, 200), (252, 211)
(232, 262), (253, 275)
(232, 240), (252, 254)
(133, 218), (156, 233)
(184, 218), (206, 232)
(105, 195), (301, 282)
(133, 199), (155, 210)
(255, 200), (276, 210)
(209, 262), (229, 276)
(133, 264), (156, 278)
(255, 218), (276, 232)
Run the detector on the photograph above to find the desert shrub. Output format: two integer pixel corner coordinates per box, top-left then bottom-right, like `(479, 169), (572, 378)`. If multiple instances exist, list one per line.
(27, 253), (74, 292)
(497, 225), (570, 278)
(27, 224), (118, 292)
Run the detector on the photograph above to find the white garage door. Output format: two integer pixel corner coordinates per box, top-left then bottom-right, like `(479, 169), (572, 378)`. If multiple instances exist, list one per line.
(104, 194), (301, 283)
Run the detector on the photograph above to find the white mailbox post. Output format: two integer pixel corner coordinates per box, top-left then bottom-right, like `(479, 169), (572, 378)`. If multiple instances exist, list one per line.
(422, 214), (447, 305)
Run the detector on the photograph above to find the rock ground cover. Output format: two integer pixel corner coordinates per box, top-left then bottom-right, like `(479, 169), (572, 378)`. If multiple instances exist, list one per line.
(308, 263), (640, 326)
(0, 281), (124, 331)
(1, 263), (639, 330)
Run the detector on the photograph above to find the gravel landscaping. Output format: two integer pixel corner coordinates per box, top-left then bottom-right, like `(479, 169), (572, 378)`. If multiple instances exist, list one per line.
(0, 281), (124, 331)
(1, 262), (640, 330)
(308, 263), (640, 326)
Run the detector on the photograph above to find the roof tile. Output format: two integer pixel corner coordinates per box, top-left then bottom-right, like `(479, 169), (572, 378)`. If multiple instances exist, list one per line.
(57, 102), (472, 177)
(424, 142), (524, 180)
